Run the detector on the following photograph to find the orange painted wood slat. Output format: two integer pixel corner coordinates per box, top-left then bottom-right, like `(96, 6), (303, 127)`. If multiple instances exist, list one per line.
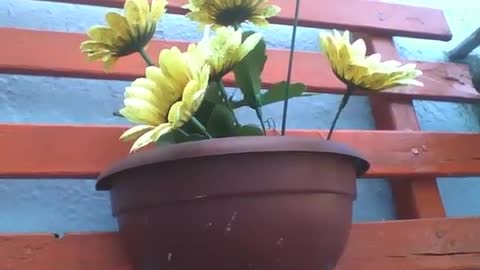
(2, 124), (480, 179)
(2, 217), (480, 270)
(38, 0), (452, 41)
(1, 28), (477, 102)
(364, 35), (446, 219)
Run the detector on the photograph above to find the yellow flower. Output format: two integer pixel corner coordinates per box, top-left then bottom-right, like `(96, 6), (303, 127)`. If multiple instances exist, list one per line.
(197, 26), (262, 78)
(319, 30), (424, 90)
(184, 0), (280, 28)
(80, 0), (167, 70)
(119, 45), (210, 152)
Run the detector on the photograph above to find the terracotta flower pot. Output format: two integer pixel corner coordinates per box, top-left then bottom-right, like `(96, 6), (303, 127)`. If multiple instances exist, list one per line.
(97, 136), (369, 270)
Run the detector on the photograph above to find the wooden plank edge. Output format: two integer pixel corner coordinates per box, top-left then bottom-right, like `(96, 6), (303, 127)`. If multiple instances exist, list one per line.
(1, 217), (480, 270)
(35, 0), (452, 40)
(362, 34), (446, 219)
(1, 28), (477, 102)
(2, 124), (480, 179)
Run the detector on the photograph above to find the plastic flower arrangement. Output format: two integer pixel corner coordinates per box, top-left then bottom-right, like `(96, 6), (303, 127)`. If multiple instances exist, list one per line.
(81, 0), (423, 152)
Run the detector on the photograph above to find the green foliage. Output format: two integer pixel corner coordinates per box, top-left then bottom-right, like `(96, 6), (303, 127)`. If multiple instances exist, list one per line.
(262, 81), (307, 105)
(156, 32), (308, 144)
(233, 31), (267, 109)
(233, 124), (264, 136)
(207, 104), (236, 137)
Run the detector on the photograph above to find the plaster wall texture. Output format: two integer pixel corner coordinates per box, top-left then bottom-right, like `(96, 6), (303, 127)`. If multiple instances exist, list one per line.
(0, 0), (479, 233)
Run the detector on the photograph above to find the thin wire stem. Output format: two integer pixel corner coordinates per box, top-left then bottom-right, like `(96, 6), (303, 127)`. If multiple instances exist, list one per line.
(217, 80), (240, 126)
(191, 117), (213, 139)
(255, 108), (267, 134)
(280, 0), (301, 135)
(178, 128), (190, 137)
(326, 85), (355, 140)
(139, 48), (155, 66)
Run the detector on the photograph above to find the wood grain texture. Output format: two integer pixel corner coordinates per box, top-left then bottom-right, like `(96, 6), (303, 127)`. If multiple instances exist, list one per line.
(37, 0), (452, 40)
(1, 28), (477, 101)
(1, 124), (480, 179)
(1, 217), (480, 270)
(364, 35), (446, 219)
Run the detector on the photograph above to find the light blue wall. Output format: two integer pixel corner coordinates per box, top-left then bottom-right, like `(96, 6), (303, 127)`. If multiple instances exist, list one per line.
(0, 0), (479, 234)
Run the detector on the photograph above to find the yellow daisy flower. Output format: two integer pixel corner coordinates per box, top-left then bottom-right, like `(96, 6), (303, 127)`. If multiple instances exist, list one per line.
(183, 0), (280, 28)
(80, 0), (167, 70)
(119, 45), (210, 152)
(319, 30), (424, 90)
(197, 26), (263, 79)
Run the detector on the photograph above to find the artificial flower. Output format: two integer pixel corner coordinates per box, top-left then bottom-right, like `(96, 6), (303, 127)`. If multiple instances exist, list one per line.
(183, 0), (280, 28)
(319, 30), (424, 90)
(80, 0), (167, 70)
(119, 45), (210, 152)
(197, 26), (262, 78)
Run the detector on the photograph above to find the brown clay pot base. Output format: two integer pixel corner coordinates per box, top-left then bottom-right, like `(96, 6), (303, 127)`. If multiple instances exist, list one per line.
(97, 136), (369, 270)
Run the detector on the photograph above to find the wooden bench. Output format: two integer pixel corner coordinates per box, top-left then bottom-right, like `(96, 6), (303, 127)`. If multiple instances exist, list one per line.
(1, 0), (480, 269)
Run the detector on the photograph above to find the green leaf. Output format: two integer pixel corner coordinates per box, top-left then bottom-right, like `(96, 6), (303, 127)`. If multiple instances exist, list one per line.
(154, 129), (208, 145)
(175, 133), (208, 143)
(155, 131), (176, 146)
(261, 81), (307, 106)
(206, 104), (236, 137)
(233, 124), (264, 136)
(233, 31), (267, 109)
(191, 82), (221, 126)
(204, 81), (224, 104)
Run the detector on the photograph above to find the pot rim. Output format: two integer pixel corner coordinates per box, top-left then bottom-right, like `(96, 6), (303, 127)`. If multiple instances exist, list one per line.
(96, 136), (370, 190)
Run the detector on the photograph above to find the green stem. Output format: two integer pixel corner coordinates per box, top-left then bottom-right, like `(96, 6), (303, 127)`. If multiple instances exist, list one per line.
(280, 0), (301, 135)
(217, 80), (240, 126)
(232, 23), (241, 30)
(191, 117), (213, 139)
(326, 85), (355, 140)
(255, 108), (267, 135)
(138, 48), (155, 66)
(178, 128), (190, 137)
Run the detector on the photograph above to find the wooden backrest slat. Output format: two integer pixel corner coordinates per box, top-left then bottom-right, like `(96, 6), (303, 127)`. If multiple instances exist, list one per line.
(38, 0), (452, 41)
(1, 124), (480, 178)
(1, 28), (477, 102)
(1, 217), (479, 270)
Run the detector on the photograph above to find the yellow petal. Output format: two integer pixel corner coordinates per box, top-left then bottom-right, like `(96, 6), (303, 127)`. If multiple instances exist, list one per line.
(146, 66), (182, 102)
(249, 17), (270, 26)
(124, 0), (146, 27)
(149, 123), (173, 142)
(167, 101), (191, 127)
(131, 77), (157, 91)
(121, 97), (163, 124)
(101, 56), (117, 71)
(106, 12), (131, 41)
(80, 40), (113, 52)
(120, 125), (154, 141)
(256, 5), (281, 17)
(129, 128), (156, 152)
(158, 47), (189, 86)
(87, 26), (116, 44)
(350, 39), (366, 59)
(185, 11), (213, 26)
(124, 86), (161, 105)
(85, 50), (111, 61)
(150, 0), (167, 21)
(394, 79), (424, 87)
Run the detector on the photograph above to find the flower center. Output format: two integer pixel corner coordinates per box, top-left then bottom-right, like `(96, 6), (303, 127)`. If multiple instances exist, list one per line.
(215, 6), (253, 27)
